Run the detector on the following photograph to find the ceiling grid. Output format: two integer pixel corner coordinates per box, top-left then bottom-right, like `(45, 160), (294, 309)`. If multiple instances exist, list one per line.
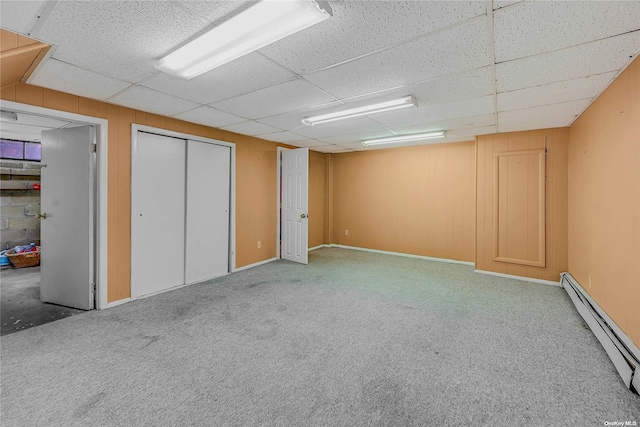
(0, 0), (638, 151)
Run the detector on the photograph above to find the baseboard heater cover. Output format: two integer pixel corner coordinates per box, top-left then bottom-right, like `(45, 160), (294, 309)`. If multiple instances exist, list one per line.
(561, 273), (639, 393)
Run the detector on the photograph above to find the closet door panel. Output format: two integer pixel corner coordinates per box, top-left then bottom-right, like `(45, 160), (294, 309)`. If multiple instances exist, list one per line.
(132, 132), (186, 297)
(185, 141), (230, 284)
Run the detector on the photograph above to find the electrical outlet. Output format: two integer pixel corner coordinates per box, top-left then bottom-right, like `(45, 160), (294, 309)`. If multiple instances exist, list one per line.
(345, 230), (349, 236)
(257, 241), (261, 249)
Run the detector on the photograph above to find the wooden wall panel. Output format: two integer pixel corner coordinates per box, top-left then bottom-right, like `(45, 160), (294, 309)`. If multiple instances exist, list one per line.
(568, 56), (640, 347)
(476, 129), (568, 281)
(1, 82), (292, 302)
(330, 141), (476, 262)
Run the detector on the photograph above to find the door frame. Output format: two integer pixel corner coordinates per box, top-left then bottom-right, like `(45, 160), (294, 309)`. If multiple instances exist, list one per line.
(130, 125), (236, 299)
(1, 100), (109, 309)
(276, 147), (284, 259)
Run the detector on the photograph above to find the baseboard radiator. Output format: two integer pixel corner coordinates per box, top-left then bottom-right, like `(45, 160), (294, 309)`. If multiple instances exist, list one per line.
(561, 273), (639, 393)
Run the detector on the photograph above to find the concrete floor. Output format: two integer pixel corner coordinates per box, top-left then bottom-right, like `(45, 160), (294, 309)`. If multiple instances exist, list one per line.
(1, 266), (84, 336)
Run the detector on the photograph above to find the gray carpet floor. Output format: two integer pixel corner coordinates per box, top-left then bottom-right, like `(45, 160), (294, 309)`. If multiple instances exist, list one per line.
(1, 248), (639, 426)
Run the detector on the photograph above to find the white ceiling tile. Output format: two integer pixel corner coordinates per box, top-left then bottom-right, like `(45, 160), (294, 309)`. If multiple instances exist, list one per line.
(285, 139), (328, 148)
(221, 121), (281, 136)
(374, 96), (494, 129)
(304, 16), (491, 99)
(320, 129), (396, 146)
(211, 79), (336, 119)
(173, 106), (245, 128)
(172, 1), (254, 24)
(36, 1), (210, 82)
(495, 1), (640, 62)
(29, 59), (131, 100)
(108, 86), (199, 116)
(142, 53), (295, 104)
(255, 102), (343, 132)
(495, 31), (640, 92)
(445, 125), (497, 138)
(341, 67), (493, 109)
(0, 1), (47, 35)
(498, 118), (574, 133)
(255, 131), (307, 143)
(260, 1), (486, 74)
(493, 1), (522, 11)
(497, 72), (616, 112)
(388, 114), (496, 136)
(498, 99), (591, 131)
(295, 117), (390, 140)
(309, 144), (352, 153)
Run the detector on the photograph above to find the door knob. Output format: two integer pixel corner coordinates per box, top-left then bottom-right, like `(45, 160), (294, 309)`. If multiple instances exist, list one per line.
(300, 214), (308, 219)
(36, 212), (47, 219)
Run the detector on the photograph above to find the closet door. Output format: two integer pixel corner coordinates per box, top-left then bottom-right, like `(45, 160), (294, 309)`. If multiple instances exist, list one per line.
(185, 140), (230, 284)
(131, 132), (186, 297)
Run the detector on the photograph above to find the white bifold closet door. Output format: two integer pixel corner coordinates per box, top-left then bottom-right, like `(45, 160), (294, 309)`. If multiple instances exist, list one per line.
(132, 132), (231, 298)
(132, 132), (186, 298)
(185, 140), (230, 284)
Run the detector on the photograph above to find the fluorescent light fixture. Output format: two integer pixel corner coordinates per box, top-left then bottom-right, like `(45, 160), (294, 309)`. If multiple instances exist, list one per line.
(362, 131), (445, 146)
(156, 0), (332, 79)
(302, 96), (417, 126)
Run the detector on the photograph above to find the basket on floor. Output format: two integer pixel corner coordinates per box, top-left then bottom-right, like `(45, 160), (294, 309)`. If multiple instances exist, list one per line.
(6, 247), (40, 268)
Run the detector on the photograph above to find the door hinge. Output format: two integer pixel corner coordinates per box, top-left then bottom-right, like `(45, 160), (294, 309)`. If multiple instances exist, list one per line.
(91, 143), (97, 153)
(92, 282), (96, 293)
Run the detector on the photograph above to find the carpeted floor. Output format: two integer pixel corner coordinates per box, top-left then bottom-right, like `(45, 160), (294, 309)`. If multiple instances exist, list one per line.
(1, 248), (639, 426)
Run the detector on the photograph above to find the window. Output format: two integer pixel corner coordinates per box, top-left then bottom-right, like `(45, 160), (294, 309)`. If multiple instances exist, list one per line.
(0, 139), (41, 162)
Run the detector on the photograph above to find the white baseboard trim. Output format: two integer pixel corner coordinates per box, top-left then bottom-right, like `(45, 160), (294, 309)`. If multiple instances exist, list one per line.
(308, 245), (325, 252)
(561, 272), (639, 392)
(235, 257), (277, 272)
(106, 298), (131, 308)
(319, 244), (475, 266)
(474, 269), (561, 287)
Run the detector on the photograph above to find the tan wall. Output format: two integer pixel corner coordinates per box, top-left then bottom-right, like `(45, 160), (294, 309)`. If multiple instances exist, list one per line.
(330, 142), (476, 262)
(308, 150), (329, 248)
(476, 129), (568, 281)
(0, 82), (291, 303)
(568, 57), (640, 347)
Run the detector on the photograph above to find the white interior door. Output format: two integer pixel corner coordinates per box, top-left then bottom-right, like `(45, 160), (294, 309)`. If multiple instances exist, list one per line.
(281, 147), (309, 264)
(40, 126), (95, 310)
(131, 132), (185, 297)
(185, 140), (230, 284)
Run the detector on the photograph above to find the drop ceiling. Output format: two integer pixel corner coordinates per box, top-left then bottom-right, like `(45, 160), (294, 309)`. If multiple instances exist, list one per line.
(1, 0), (639, 153)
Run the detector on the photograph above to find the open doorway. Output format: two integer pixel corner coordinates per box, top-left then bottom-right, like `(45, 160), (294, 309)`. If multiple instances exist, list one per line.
(0, 102), (108, 334)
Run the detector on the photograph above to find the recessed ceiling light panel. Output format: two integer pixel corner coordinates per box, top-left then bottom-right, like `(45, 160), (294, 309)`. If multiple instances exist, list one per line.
(156, 0), (333, 80)
(302, 96), (417, 126)
(362, 131), (445, 146)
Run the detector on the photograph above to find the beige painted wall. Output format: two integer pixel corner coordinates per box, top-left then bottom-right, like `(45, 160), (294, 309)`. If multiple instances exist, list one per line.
(476, 129), (568, 281)
(568, 56), (640, 347)
(330, 142), (476, 262)
(0, 82), (293, 302)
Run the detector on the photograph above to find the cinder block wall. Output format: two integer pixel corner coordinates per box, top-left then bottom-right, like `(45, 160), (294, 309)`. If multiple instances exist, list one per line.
(1, 160), (41, 250)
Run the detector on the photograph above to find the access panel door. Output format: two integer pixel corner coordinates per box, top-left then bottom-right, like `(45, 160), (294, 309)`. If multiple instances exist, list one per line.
(131, 132), (186, 298)
(185, 140), (230, 284)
